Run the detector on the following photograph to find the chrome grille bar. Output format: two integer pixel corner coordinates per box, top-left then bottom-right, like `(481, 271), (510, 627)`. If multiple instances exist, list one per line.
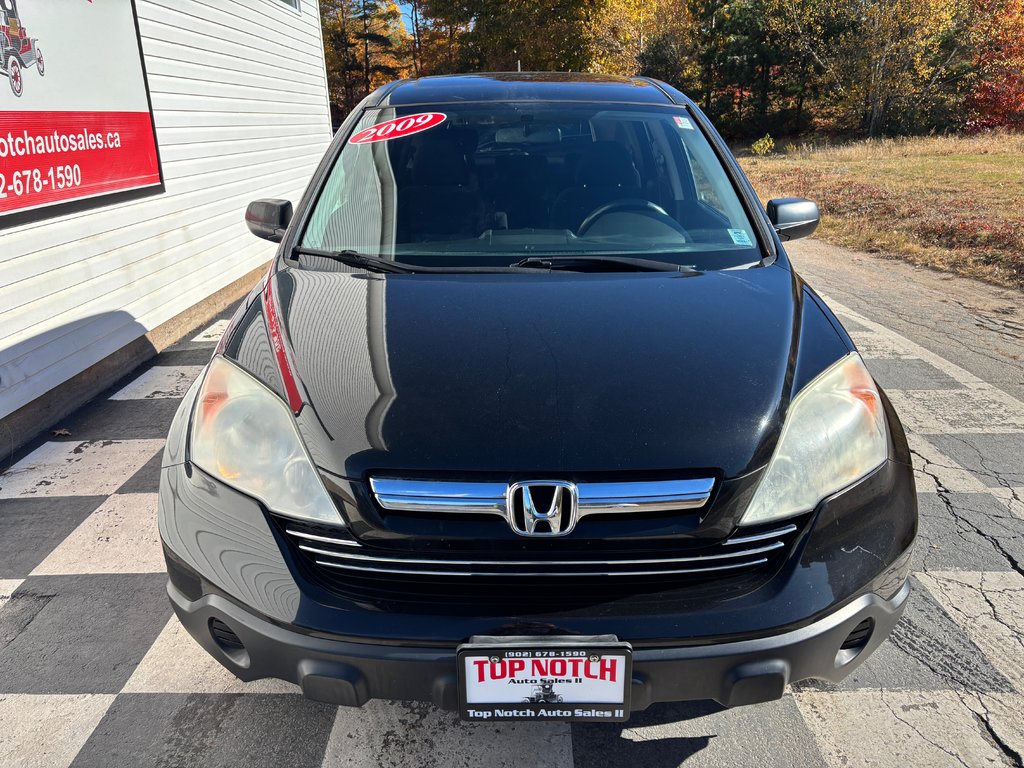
(284, 527), (362, 547)
(282, 519), (800, 579)
(369, 476), (715, 520)
(371, 479), (506, 515)
(296, 539), (784, 567)
(313, 557), (771, 578)
(577, 479), (715, 514)
(724, 523), (798, 545)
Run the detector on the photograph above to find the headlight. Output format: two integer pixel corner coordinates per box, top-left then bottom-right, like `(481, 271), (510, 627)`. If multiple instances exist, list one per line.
(189, 356), (341, 524)
(741, 352), (888, 526)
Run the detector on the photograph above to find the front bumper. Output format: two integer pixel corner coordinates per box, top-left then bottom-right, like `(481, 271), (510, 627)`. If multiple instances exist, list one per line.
(169, 576), (909, 710)
(159, 376), (917, 710)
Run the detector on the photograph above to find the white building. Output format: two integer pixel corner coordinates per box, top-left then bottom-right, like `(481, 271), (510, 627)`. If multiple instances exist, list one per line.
(0, 0), (333, 457)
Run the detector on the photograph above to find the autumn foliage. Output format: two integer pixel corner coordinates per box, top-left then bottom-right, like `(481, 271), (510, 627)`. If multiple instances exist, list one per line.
(320, 0), (1024, 137)
(967, 0), (1024, 129)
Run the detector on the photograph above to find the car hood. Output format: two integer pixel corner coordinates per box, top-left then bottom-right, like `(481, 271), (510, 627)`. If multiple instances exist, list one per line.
(272, 264), (835, 480)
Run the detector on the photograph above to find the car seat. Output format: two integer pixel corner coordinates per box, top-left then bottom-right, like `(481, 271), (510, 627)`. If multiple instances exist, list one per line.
(397, 133), (485, 242)
(549, 142), (644, 232)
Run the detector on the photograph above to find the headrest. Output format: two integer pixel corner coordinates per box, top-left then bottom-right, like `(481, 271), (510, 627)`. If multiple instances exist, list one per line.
(575, 141), (640, 188)
(410, 133), (470, 186)
(446, 127), (479, 155)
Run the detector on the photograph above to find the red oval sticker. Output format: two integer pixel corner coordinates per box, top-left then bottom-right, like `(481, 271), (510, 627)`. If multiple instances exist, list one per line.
(348, 112), (448, 145)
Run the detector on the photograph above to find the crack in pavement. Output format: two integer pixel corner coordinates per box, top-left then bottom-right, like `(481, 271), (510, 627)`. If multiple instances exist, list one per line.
(924, 573), (1024, 662)
(963, 693), (1024, 768)
(877, 302), (1023, 368)
(949, 434), (1024, 510)
(877, 688), (974, 768)
(911, 448), (1024, 580)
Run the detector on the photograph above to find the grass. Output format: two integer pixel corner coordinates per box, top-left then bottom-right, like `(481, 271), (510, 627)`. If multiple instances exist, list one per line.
(738, 133), (1024, 290)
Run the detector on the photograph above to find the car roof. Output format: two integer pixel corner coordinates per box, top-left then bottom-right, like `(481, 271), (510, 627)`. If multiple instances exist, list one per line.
(373, 73), (682, 108)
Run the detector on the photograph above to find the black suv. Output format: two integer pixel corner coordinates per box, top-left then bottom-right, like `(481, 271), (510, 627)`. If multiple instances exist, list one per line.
(158, 73), (916, 722)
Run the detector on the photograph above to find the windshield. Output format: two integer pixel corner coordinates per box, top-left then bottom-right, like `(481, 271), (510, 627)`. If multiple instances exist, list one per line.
(301, 102), (762, 270)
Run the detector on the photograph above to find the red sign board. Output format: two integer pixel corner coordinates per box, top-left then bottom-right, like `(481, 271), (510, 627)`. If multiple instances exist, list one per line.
(0, 1), (162, 226)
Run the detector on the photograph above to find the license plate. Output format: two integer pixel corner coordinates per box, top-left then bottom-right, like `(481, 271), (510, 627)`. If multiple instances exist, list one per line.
(457, 636), (632, 722)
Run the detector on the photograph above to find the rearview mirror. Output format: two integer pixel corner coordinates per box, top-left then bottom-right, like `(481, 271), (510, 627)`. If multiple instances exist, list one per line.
(767, 198), (820, 241)
(245, 199), (293, 242)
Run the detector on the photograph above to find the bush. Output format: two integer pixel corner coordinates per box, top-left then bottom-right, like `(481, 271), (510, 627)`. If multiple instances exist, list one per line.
(751, 134), (775, 157)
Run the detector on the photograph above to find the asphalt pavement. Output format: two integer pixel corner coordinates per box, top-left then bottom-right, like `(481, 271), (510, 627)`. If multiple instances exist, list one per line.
(1, 239), (1022, 767)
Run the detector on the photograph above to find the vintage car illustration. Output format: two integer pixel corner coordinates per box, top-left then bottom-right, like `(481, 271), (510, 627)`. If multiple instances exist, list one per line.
(523, 681), (564, 705)
(1, 0), (44, 97)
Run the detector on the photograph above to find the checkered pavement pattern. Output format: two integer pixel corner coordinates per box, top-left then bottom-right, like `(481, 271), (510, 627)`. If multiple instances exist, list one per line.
(1, 300), (1022, 768)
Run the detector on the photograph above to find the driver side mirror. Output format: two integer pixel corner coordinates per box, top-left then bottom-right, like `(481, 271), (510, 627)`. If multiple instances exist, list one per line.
(245, 199), (293, 242)
(767, 198), (820, 241)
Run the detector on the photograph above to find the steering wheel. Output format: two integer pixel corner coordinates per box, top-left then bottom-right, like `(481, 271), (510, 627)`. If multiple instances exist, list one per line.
(577, 199), (689, 240)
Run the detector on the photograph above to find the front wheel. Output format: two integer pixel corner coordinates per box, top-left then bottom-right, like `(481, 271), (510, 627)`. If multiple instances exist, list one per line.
(34, 46), (44, 76)
(8, 56), (22, 97)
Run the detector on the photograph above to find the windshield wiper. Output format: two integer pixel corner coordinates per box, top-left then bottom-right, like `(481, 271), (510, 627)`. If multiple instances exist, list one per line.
(293, 248), (698, 275)
(294, 247), (551, 274)
(293, 247), (420, 274)
(511, 255), (700, 273)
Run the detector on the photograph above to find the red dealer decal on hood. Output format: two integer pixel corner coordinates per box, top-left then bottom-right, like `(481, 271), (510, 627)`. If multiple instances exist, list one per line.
(348, 113), (447, 145)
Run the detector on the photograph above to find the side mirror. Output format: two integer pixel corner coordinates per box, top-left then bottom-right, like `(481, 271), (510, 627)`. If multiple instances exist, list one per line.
(245, 199), (293, 242)
(767, 198), (820, 241)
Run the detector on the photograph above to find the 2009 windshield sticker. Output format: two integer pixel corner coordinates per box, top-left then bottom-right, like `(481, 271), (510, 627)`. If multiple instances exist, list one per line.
(673, 116), (695, 130)
(348, 113), (448, 145)
(728, 229), (754, 247)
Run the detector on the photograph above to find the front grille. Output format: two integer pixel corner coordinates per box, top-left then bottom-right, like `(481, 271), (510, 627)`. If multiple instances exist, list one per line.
(276, 515), (805, 610)
(285, 523), (795, 577)
(350, 476), (721, 543)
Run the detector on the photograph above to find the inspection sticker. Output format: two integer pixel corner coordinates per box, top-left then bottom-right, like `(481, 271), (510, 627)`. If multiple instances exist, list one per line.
(673, 116), (695, 130)
(348, 113), (447, 145)
(728, 229), (754, 247)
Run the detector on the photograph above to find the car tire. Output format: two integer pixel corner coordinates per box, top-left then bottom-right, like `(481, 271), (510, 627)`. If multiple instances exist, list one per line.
(8, 56), (22, 97)
(35, 46), (44, 77)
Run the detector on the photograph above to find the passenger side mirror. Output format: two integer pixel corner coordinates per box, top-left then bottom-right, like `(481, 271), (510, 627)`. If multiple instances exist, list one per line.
(766, 198), (820, 241)
(245, 199), (293, 242)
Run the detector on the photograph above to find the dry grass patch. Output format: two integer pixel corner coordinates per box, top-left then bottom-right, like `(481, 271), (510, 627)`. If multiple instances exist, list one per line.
(740, 133), (1024, 289)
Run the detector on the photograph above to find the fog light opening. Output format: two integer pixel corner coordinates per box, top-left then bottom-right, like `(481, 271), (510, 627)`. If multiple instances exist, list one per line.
(209, 618), (251, 668)
(835, 618), (874, 668)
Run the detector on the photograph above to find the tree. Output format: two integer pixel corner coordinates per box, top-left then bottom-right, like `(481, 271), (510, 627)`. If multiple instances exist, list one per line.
(353, 1), (409, 93)
(591, 0), (664, 76)
(321, 0), (411, 113)
(764, 0), (1012, 136)
(854, 0), (961, 135)
(411, 1), (471, 75)
(425, 0), (600, 72)
(672, 0), (775, 122)
(319, 0), (1024, 136)
(967, 0), (1024, 129)
(321, 0), (363, 112)
(635, 0), (790, 134)
(638, 33), (701, 92)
